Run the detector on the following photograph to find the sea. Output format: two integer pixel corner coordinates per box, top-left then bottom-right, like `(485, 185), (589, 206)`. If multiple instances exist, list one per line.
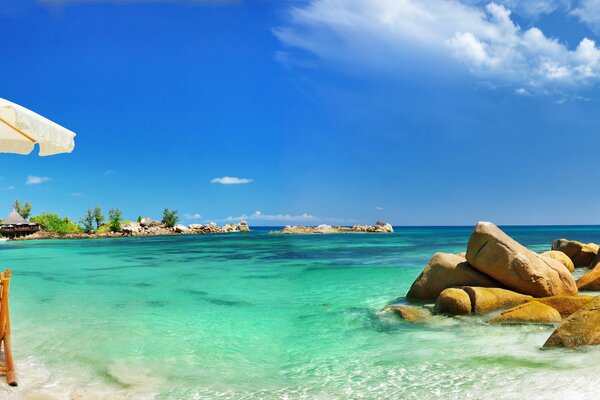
(1, 226), (600, 399)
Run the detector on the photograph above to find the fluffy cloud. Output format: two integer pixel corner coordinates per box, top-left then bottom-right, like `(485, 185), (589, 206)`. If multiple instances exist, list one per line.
(275, 0), (600, 91)
(572, 0), (600, 33)
(26, 175), (50, 185)
(211, 176), (253, 185)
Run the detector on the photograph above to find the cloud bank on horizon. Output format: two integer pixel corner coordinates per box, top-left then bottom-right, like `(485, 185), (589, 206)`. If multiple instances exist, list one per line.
(275, 0), (600, 94)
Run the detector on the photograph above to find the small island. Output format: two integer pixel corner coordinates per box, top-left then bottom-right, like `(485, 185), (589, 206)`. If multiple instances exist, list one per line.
(277, 220), (393, 234)
(0, 201), (251, 241)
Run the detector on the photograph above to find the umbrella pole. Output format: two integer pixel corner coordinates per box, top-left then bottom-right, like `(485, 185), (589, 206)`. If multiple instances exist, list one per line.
(0, 117), (36, 143)
(0, 270), (16, 386)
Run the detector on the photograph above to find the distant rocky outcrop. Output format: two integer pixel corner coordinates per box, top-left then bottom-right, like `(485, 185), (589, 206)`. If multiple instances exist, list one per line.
(280, 221), (393, 234)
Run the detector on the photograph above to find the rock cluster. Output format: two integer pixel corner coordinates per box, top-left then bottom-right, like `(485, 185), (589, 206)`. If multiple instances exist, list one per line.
(121, 219), (250, 237)
(15, 220), (251, 240)
(281, 221), (393, 234)
(383, 221), (600, 349)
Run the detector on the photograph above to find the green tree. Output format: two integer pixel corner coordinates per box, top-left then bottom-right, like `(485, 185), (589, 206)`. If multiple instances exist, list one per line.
(162, 208), (179, 228)
(13, 200), (32, 219)
(93, 207), (105, 229)
(137, 215), (142, 223)
(109, 208), (122, 232)
(80, 209), (95, 233)
(30, 213), (82, 235)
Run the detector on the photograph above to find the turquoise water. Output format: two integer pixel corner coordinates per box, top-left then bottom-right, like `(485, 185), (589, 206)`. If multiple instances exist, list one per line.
(2, 226), (600, 399)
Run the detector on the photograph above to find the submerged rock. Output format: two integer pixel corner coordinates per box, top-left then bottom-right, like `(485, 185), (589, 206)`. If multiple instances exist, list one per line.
(380, 304), (430, 322)
(534, 295), (594, 317)
(461, 286), (533, 314)
(406, 253), (498, 301)
(541, 250), (575, 273)
(544, 296), (600, 348)
(434, 288), (471, 315)
(466, 222), (577, 297)
(552, 239), (599, 267)
(488, 301), (561, 324)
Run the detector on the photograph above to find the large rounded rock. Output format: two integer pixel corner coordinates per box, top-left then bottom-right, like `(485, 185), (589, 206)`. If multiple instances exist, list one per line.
(535, 295), (594, 317)
(434, 288), (471, 315)
(489, 301), (561, 324)
(552, 239), (599, 267)
(406, 253), (498, 301)
(380, 304), (430, 322)
(544, 296), (600, 348)
(461, 286), (533, 314)
(466, 222), (577, 297)
(541, 251), (575, 273)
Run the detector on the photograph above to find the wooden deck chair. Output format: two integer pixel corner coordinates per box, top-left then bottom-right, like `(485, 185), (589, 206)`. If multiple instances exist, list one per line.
(0, 269), (16, 386)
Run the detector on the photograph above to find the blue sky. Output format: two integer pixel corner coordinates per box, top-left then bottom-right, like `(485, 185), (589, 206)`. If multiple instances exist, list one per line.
(2, 0), (600, 226)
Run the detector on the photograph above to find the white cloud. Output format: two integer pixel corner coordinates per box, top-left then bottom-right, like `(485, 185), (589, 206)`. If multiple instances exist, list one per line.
(376, 206), (384, 210)
(225, 211), (318, 222)
(468, 0), (569, 17)
(572, 0), (600, 33)
(211, 176), (253, 185)
(103, 170), (115, 176)
(224, 211), (352, 224)
(26, 176), (50, 185)
(276, 0), (600, 92)
(70, 192), (83, 197)
(0, 186), (15, 191)
(184, 213), (203, 220)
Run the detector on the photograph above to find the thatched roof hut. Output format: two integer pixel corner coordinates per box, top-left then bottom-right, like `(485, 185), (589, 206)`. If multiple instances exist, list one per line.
(0, 209), (39, 238)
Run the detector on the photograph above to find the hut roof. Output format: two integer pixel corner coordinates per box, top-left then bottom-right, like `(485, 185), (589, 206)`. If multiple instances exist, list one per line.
(1, 209), (31, 225)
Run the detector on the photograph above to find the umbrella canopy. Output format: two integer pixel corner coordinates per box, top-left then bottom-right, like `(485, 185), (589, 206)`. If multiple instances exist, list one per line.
(0, 98), (76, 156)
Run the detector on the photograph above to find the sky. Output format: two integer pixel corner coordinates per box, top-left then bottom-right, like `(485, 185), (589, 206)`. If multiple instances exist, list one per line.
(2, 0), (600, 226)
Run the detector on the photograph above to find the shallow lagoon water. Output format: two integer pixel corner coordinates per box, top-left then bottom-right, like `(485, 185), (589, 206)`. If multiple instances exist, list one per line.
(1, 226), (600, 399)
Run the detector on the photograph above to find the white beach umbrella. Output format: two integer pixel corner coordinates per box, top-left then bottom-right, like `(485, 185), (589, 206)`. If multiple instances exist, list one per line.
(0, 97), (76, 156)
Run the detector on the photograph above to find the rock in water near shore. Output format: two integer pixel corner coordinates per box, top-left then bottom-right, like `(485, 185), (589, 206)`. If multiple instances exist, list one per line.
(406, 253), (498, 301)
(534, 295), (594, 317)
(552, 239), (599, 267)
(544, 296), (600, 348)
(174, 224), (189, 233)
(488, 301), (562, 324)
(575, 253), (600, 291)
(238, 220), (250, 232)
(380, 304), (430, 322)
(461, 287), (533, 314)
(541, 250), (575, 272)
(466, 222), (577, 297)
(434, 288), (472, 315)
